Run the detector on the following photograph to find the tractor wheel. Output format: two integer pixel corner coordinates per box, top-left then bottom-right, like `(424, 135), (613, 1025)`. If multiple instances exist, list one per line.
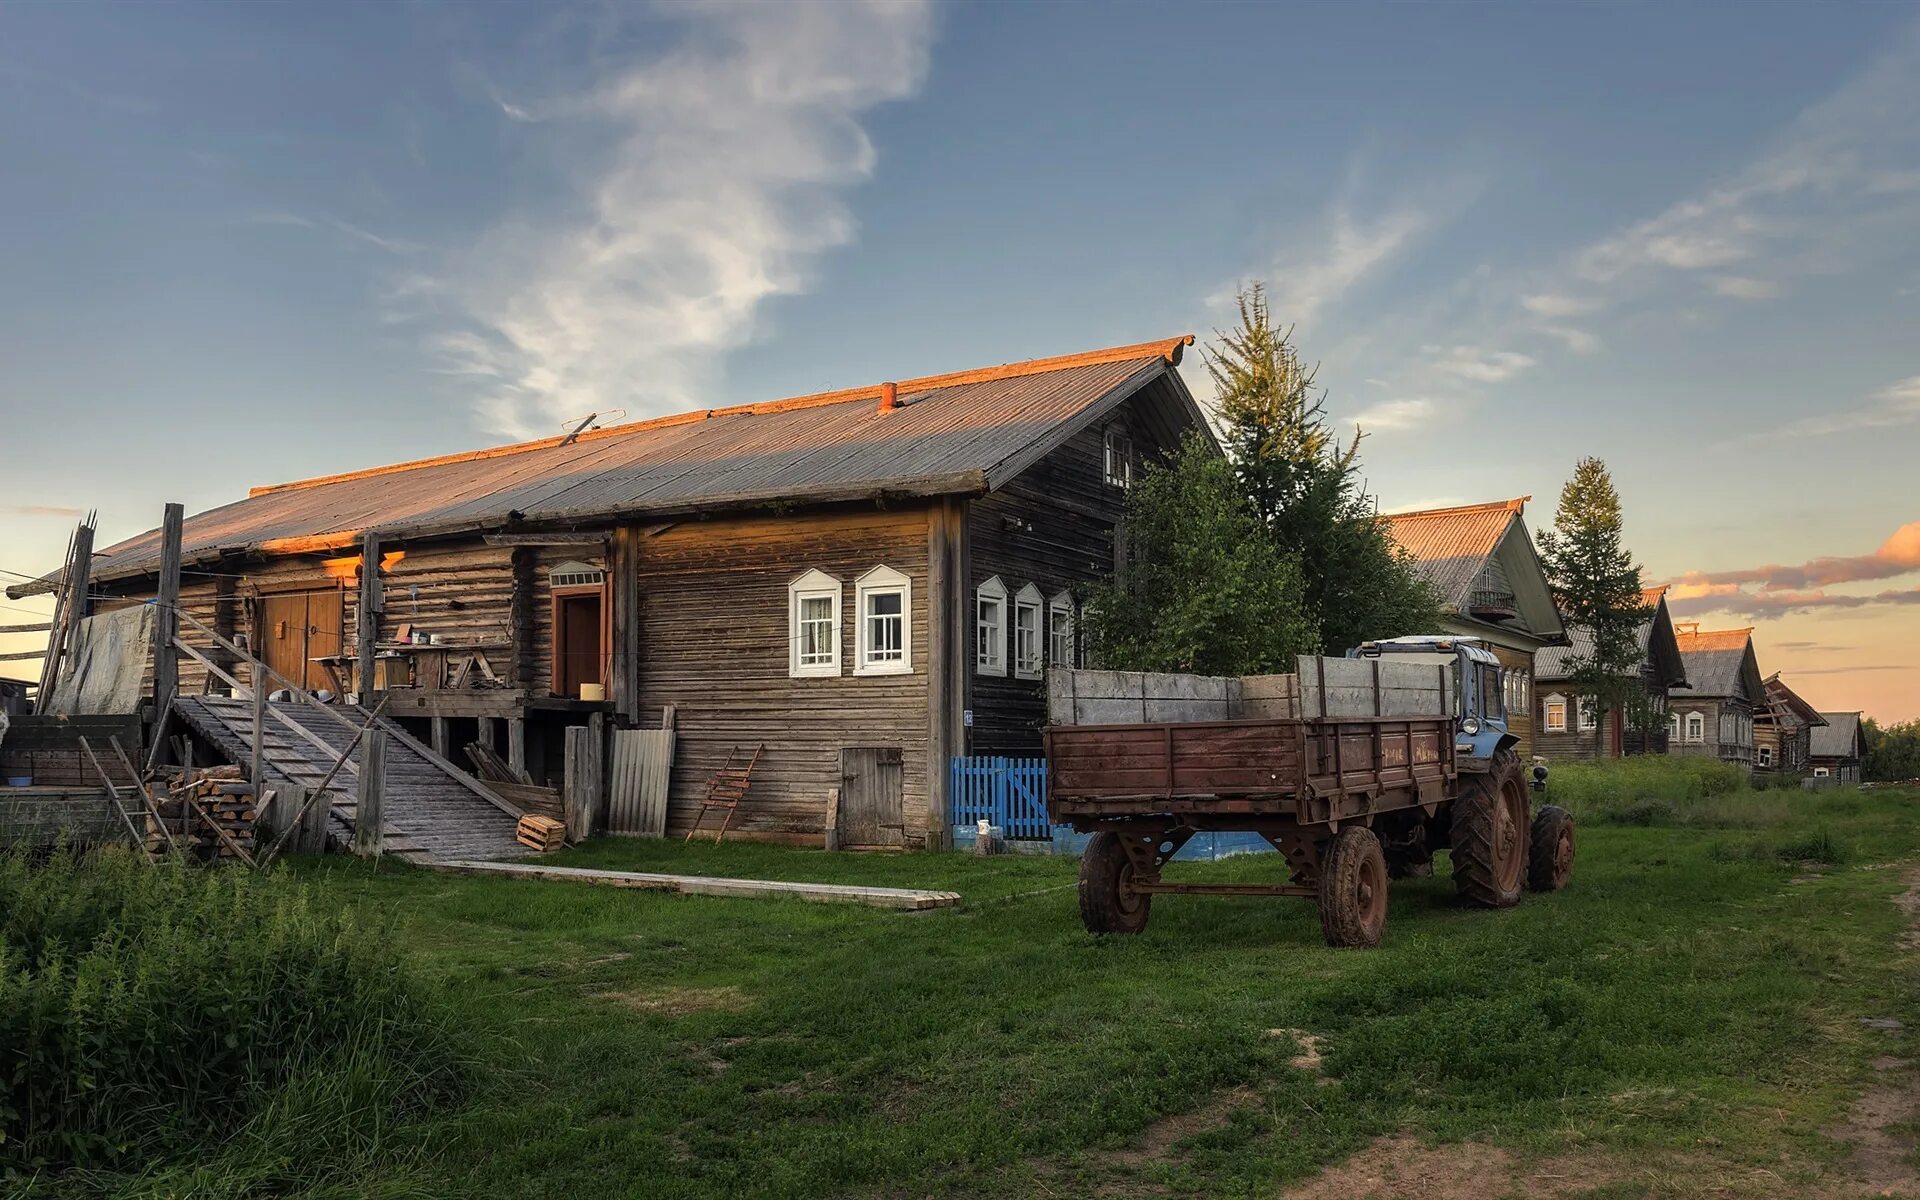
(1528, 805), (1576, 892)
(1079, 831), (1152, 935)
(1450, 750), (1529, 908)
(1318, 827), (1389, 948)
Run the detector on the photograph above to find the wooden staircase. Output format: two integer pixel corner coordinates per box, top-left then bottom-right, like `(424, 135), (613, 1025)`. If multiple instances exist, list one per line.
(685, 744), (762, 844)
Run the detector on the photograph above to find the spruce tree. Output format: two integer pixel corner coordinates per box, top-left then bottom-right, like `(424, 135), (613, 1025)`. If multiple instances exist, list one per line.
(1208, 285), (1440, 653)
(1535, 458), (1652, 737)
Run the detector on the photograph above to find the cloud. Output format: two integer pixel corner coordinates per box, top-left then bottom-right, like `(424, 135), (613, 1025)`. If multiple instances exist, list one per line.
(1668, 584), (1920, 619)
(1712, 275), (1783, 300)
(1, 505), (84, 518)
(422, 0), (936, 437)
(1753, 375), (1920, 443)
(1520, 293), (1600, 319)
(1350, 396), (1440, 432)
(1261, 205), (1435, 328)
(1427, 345), (1536, 384)
(1674, 520), (1920, 591)
(1774, 640), (1853, 653)
(1788, 663), (1916, 676)
(248, 212), (421, 255)
(1538, 324), (1600, 354)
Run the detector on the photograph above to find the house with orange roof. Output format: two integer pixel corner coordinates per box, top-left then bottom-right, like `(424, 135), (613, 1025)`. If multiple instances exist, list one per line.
(1534, 584), (1689, 762)
(8, 336), (1212, 852)
(1755, 673), (1826, 776)
(1382, 497), (1567, 755)
(1669, 624), (1766, 767)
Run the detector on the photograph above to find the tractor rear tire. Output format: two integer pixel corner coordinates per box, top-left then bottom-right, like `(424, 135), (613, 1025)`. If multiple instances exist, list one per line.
(1450, 750), (1529, 909)
(1528, 805), (1576, 892)
(1079, 831), (1151, 935)
(1318, 827), (1389, 948)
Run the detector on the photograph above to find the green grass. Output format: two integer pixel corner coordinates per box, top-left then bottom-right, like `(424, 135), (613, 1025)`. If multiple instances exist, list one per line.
(21, 776), (1920, 1198)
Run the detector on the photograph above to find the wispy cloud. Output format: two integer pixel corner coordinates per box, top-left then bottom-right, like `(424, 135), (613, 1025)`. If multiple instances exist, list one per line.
(1751, 375), (1920, 443)
(418, 0), (936, 437)
(1427, 345), (1536, 384)
(1350, 396), (1440, 432)
(1668, 521), (1920, 616)
(1, 504), (84, 519)
(1520, 292), (1600, 319)
(1669, 585), (1920, 619)
(247, 212), (421, 255)
(1261, 204), (1434, 329)
(1788, 663), (1915, 676)
(1711, 275), (1783, 300)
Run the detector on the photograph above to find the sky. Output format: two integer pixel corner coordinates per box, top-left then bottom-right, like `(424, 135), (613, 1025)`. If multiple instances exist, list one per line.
(1, 0), (1916, 722)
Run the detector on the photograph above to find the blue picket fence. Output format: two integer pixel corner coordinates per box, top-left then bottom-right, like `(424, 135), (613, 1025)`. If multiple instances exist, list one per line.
(948, 755), (1052, 840)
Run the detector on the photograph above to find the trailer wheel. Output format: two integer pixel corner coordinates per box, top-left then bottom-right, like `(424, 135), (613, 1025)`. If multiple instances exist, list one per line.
(1318, 827), (1389, 948)
(1450, 751), (1528, 908)
(1079, 831), (1151, 935)
(1528, 805), (1575, 892)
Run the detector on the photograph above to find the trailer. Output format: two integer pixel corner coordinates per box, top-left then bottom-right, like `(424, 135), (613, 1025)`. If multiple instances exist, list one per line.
(1043, 645), (1574, 947)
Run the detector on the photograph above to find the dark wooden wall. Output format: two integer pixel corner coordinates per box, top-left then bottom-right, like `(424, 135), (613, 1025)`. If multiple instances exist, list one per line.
(964, 416), (1141, 757)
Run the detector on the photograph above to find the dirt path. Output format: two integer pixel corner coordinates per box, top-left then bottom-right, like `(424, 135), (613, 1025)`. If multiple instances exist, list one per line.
(1820, 866), (1920, 1198)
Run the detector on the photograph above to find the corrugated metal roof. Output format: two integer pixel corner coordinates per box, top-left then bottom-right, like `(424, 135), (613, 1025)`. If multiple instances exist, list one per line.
(1811, 712), (1864, 759)
(24, 336), (1201, 590)
(1382, 498), (1530, 608)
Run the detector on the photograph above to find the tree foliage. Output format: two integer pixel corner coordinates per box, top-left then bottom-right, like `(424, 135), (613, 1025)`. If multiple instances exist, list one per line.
(1084, 434), (1315, 675)
(1207, 285), (1441, 653)
(1536, 457), (1651, 723)
(1863, 717), (1920, 782)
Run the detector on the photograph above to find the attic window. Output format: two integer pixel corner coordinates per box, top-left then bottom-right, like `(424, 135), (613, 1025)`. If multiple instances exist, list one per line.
(548, 560), (606, 589)
(1103, 426), (1133, 489)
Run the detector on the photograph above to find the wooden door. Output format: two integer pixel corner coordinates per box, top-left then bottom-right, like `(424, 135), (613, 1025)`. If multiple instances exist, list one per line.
(838, 747), (905, 849)
(554, 591), (605, 698)
(259, 590), (342, 693)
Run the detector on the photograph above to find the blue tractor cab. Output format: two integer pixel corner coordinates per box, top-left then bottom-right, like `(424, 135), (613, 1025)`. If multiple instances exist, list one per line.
(1348, 636), (1520, 772)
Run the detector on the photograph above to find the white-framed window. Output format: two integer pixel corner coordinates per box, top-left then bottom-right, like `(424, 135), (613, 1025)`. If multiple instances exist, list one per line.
(1103, 425), (1133, 489)
(1814, 766), (1831, 777)
(1048, 591), (1075, 668)
(1544, 693), (1567, 733)
(1758, 746), (1773, 768)
(854, 565), (911, 676)
(975, 576), (1008, 676)
(1578, 698), (1597, 731)
(1014, 583), (1043, 679)
(787, 569), (841, 678)
(1669, 712), (1681, 742)
(1686, 712), (1705, 743)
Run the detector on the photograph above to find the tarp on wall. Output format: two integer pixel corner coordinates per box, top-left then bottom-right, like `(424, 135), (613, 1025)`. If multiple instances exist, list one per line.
(44, 605), (154, 716)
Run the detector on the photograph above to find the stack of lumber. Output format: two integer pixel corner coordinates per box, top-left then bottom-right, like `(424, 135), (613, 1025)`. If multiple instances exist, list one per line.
(146, 764), (259, 862)
(467, 742), (563, 819)
(516, 813), (566, 853)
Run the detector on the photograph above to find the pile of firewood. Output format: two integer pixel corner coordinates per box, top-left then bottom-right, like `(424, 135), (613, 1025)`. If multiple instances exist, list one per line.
(145, 764), (261, 862)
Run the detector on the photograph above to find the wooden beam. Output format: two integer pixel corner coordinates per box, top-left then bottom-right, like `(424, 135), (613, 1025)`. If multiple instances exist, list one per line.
(563, 724), (602, 842)
(925, 498), (963, 847)
(608, 525), (641, 726)
(0, 622), (52, 634)
(426, 859), (962, 911)
(152, 503), (184, 721)
(0, 650), (47, 662)
(39, 519), (94, 706)
(430, 716), (450, 758)
(251, 675), (267, 792)
(482, 532), (608, 547)
(356, 530), (382, 704)
(353, 730), (387, 858)
(258, 696), (390, 864)
(507, 718), (527, 783)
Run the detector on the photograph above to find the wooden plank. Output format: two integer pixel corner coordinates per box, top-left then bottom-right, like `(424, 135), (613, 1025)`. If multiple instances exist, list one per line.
(357, 531), (382, 703)
(563, 725), (602, 842)
(427, 859), (962, 911)
(152, 504), (183, 719)
(482, 532), (608, 547)
(0, 622), (52, 634)
(608, 525), (640, 725)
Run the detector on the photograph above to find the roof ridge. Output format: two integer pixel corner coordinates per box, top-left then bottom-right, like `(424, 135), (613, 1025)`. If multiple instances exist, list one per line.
(250, 334), (1195, 499)
(1386, 496), (1531, 520)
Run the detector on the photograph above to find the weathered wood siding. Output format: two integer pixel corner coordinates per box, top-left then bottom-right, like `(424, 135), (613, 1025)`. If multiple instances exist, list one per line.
(965, 418), (1141, 756)
(628, 508), (933, 843)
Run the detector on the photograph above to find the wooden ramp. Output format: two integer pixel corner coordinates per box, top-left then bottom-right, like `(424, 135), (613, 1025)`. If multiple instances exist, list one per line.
(173, 696), (526, 862)
(430, 859), (962, 911)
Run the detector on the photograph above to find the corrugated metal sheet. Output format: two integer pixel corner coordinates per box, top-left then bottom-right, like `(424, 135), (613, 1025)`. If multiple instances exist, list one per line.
(48, 340), (1198, 588)
(1382, 498), (1528, 607)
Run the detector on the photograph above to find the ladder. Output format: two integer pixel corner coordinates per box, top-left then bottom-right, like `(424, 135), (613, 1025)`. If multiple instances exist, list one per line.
(685, 743), (763, 844)
(77, 735), (177, 863)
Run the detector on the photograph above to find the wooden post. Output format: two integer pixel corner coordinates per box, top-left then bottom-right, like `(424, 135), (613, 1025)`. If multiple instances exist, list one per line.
(152, 503), (184, 723)
(38, 517), (95, 708)
(608, 526), (641, 727)
(563, 724), (602, 843)
(507, 717), (527, 783)
(588, 711), (608, 834)
(353, 730), (386, 857)
(251, 677), (267, 791)
(356, 531), (382, 704)
(477, 717), (497, 754)
(924, 497), (965, 848)
(431, 716), (450, 759)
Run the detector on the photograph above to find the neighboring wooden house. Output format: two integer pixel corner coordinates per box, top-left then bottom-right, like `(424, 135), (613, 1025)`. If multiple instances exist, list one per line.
(1810, 711), (1867, 782)
(1668, 625), (1764, 767)
(6, 336), (1210, 848)
(1382, 497), (1568, 755)
(1533, 585), (1688, 761)
(1754, 673), (1825, 775)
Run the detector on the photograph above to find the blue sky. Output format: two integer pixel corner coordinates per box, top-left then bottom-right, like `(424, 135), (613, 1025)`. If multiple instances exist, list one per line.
(2, 1), (1917, 719)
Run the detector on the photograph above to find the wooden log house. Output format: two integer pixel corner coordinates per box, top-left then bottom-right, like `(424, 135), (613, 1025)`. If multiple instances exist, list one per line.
(1668, 624), (1766, 768)
(1754, 671), (1825, 775)
(7, 337), (1210, 848)
(1532, 585), (1689, 761)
